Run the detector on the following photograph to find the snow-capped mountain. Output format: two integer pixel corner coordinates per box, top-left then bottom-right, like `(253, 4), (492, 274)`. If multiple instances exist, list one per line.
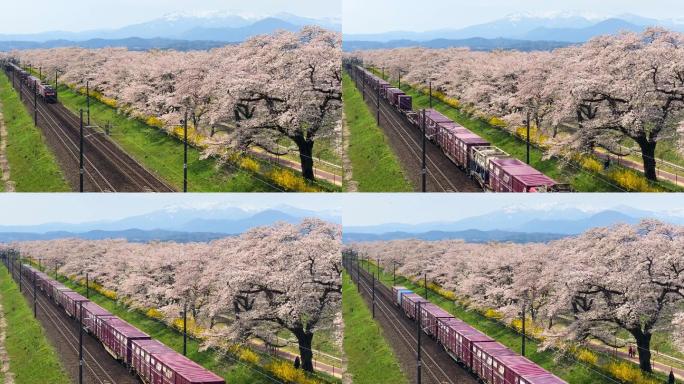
(0, 12), (341, 43)
(344, 12), (684, 44)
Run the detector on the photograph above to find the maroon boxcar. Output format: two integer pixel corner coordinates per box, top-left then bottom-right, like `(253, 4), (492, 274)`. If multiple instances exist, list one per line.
(401, 293), (428, 320)
(472, 341), (517, 384)
(421, 109), (453, 139)
(99, 317), (150, 363)
(78, 301), (115, 335)
(438, 318), (495, 368)
(391, 286), (409, 306)
(132, 339), (225, 384)
(398, 95), (412, 111)
(386, 87), (404, 106)
(56, 290), (89, 318)
(497, 355), (567, 384)
(452, 132), (489, 169)
(46, 279), (71, 301)
(419, 303), (453, 338)
(489, 158), (556, 192)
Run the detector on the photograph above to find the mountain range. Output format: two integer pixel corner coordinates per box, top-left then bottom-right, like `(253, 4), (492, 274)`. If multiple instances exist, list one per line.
(0, 205), (340, 242)
(0, 12), (340, 51)
(344, 13), (684, 51)
(343, 205), (684, 243)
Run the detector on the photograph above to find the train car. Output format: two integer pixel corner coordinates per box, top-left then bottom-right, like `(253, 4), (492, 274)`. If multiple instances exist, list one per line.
(392, 286), (410, 306)
(401, 292), (428, 320)
(131, 339), (225, 384)
(34, 271), (51, 292)
(56, 290), (89, 318)
(496, 355), (566, 384)
(489, 158), (557, 193)
(78, 301), (115, 336)
(99, 317), (150, 363)
(419, 303), (453, 338)
(420, 109), (453, 139)
(472, 341), (517, 383)
(46, 279), (70, 301)
(438, 317), (496, 369)
(398, 95), (412, 111)
(469, 146), (510, 188)
(451, 132), (490, 169)
(386, 88), (404, 107)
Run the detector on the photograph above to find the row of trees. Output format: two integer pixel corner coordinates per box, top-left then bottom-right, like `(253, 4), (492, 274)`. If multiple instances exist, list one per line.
(13, 219), (342, 372)
(350, 220), (684, 373)
(351, 28), (684, 181)
(10, 27), (342, 180)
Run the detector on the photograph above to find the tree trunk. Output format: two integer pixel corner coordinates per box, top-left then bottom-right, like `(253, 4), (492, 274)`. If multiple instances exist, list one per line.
(294, 136), (315, 181)
(631, 329), (653, 373)
(292, 327), (315, 372)
(636, 138), (658, 181)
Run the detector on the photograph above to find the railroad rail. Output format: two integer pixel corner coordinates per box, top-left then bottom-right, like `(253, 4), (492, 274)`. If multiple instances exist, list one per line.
(345, 257), (478, 384)
(7, 68), (175, 192)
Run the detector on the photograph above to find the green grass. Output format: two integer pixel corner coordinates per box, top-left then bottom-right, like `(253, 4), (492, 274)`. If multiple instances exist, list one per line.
(358, 261), (649, 384)
(0, 267), (71, 384)
(55, 85), (278, 192)
(0, 72), (70, 191)
(342, 271), (409, 384)
(343, 73), (413, 191)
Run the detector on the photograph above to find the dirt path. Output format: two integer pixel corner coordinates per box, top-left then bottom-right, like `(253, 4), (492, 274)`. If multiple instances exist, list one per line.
(0, 291), (15, 384)
(341, 113), (358, 192)
(0, 103), (16, 192)
(591, 343), (683, 381)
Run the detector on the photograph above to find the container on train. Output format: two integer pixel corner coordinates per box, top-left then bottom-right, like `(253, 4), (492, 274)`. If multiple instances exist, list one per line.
(420, 109), (453, 139)
(392, 286), (410, 306)
(99, 317), (150, 363)
(488, 158), (556, 193)
(56, 290), (89, 318)
(437, 317), (494, 368)
(131, 339), (225, 384)
(398, 95), (412, 111)
(46, 279), (70, 300)
(386, 88), (404, 106)
(470, 146), (510, 187)
(78, 301), (115, 335)
(494, 355), (566, 384)
(401, 293), (428, 319)
(453, 133), (489, 169)
(419, 303), (453, 338)
(472, 341), (517, 383)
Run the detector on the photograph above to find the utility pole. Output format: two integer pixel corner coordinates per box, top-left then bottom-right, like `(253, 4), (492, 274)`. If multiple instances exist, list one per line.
(356, 255), (360, 292)
(422, 110), (427, 192)
(416, 301), (423, 384)
(182, 303), (188, 356)
(372, 270), (376, 318)
(39, 66), (41, 80)
(424, 273), (428, 298)
(38, 258), (42, 271)
(393, 262), (396, 286)
(429, 81), (433, 108)
(183, 111), (188, 193)
(79, 109), (84, 192)
(33, 80), (37, 126)
(382, 66), (385, 80)
(86, 81), (90, 127)
(33, 272), (37, 318)
(362, 71), (365, 101)
(19, 262), (22, 292)
(398, 71), (401, 89)
(521, 303), (526, 356)
(525, 111), (531, 164)
(85, 273), (89, 299)
(79, 301), (84, 384)
(376, 84), (380, 125)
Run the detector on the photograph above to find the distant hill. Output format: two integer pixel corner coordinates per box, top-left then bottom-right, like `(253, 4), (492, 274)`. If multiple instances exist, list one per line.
(0, 37), (232, 52)
(343, 37), (573, 52)
(343, 229), (567, 243)
(0, 229), (231, 243)
(344, 12), (684, 51)
(0, 12), (341, 51)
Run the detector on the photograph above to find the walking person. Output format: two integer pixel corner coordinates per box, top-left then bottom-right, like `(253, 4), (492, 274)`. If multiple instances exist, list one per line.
(669, 369), (676, 384)
(294, 356), (301, 370)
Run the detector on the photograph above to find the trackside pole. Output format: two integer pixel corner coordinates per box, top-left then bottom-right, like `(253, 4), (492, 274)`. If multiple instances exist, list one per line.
(79, 109), (84, 192)
(417, 301), (422, 384)
(422, 110), (427, 192)
(79, 301), (83, 384)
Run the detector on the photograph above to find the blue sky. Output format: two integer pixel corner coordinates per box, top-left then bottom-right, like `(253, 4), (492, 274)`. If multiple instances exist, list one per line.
(343, 0), (684, 34)
(0, 194), (340, 225)
(0, 0), (341, 34)
(341, 194), (684, 226)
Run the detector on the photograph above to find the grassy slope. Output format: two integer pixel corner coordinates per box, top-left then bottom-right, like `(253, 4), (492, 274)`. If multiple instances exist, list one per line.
(342, 272), (409, 384)
(361, 262), (625, 384)
(343, 73), (413, 191)
(56, 85), (277, 192)
(52, 275), (277, 384)
(0, 73), (70, 191)
(0, 267), (71, 384)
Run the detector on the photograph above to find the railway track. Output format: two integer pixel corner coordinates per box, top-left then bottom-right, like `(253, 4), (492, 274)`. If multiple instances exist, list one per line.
(8, 73), (175, 192)
(350, 71), (481, 193)
(9, 263), (138, 384)
(345, 259), (478, 384)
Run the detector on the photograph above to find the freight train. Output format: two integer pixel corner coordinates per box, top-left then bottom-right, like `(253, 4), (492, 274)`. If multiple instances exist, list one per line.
(13, 260), (225, 384)
(392, 286), (568, 384)
(348, 64), (570, 193)
(3, 61), (57, 103)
